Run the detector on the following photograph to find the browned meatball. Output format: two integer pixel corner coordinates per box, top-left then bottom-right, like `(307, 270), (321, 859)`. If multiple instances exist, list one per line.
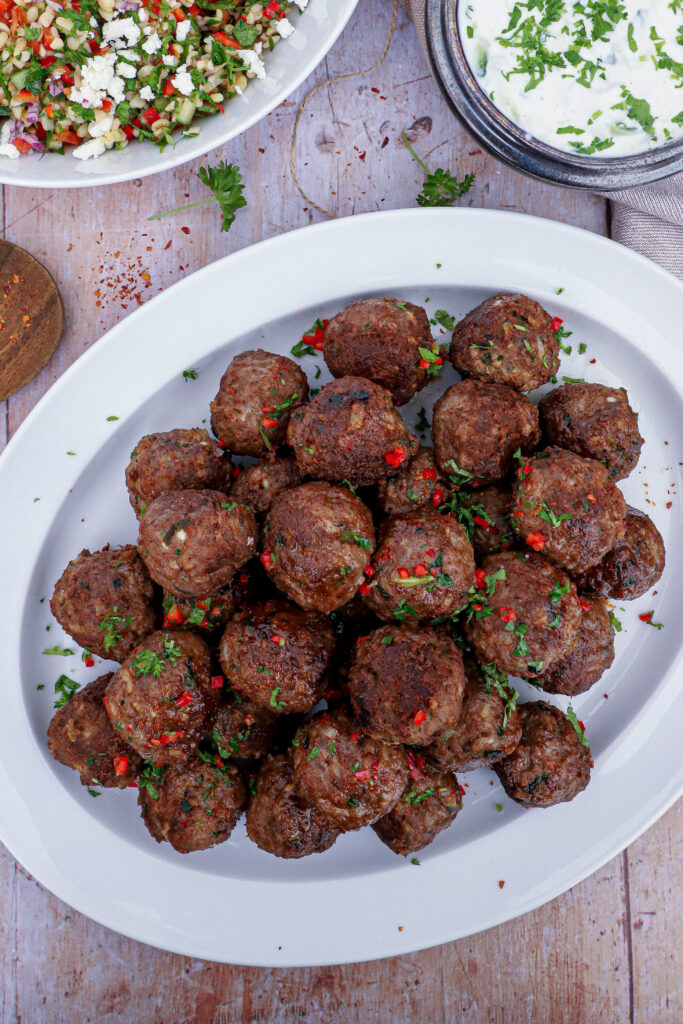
(372, 760), (463, 856)
(433, 380), (541, 486)
(292, 708), (408, 831)
(125, 428), (229, 517)
(539, 383), (643, 480)
(348, 625), (465, 745)
(209, 686), (278, 759)
(105, 630), (218, 765)
(464, 552), (581, 678)
(138, 754), (247, 853)
(376, 446), (451, 516)
(287, 376), (419, 487)
(161, 572), (248, 635)
(261, 482), (376, 613)
(246, 752), (339, 858)
(47, 674), (143, 788)
(572, 507), (666, 600)
(362, 512), (475, 623)
(51, 545), (156, 662)
(450, 293), (560, 391)
(538, 597), (615, 696)
(421, 659), (521, 773)
(138, 490), (257, 597)
(210, 349), (309, 457)
(460, 485), (515, 557)
(494, 702), (592, 807)
(218, 599), (335, 714)
(511, 447), (627, 574)
(323, 297), (432, 405)
(229, 456), (304, 516)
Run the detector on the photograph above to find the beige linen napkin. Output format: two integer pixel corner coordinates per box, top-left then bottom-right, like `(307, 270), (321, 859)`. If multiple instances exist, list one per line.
(405, 0), (683, 280)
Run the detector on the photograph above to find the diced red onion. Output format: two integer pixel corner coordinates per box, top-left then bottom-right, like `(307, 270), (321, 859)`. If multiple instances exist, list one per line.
(15, 132), (46, 153)
(48, 76), (63, 97)
(24, 101), (40, 125)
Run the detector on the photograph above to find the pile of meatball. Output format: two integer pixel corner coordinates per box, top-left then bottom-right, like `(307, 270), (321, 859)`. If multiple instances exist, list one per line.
(46, 292), (666, 860)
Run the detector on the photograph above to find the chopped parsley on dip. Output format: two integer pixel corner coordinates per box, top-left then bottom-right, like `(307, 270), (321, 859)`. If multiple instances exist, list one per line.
(459, 1), (683, 157)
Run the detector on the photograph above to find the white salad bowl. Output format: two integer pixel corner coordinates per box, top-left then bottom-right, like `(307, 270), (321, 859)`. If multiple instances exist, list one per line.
(0, 0), (358, 189)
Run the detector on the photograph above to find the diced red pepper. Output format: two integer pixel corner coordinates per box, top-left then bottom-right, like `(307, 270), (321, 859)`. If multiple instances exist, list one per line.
(270, 633), (285, 646)
(13, 138), (32, 154)
(359, 582), (371, 596)
(122, 124), (135, 140)
(213, 30), (241, 48)
(550, 317), (563, 332)
(264, 0), (281, 16)
(475, 568), (487, 588)
(39, 55), (56, 67)
(353, 768), (371, 782)
(15, 89), (38, 102)
(172, 6), (186, 19)
(397, 566), (410, 579)
(500, 606), (516, 622)
(473, 514), (491, 530)
(525, 531), (545, 552)
(101, 98), (113, 112)
(413, 710), (427, 725)
(211, 675), (224, 689)
(413, 563), (428, 577)
(432, 488), (444, 508)
(422, 468), (437, 481)
(143, 108), (159, 126)
(163, 603), (184, 626)
(350, 731), (362, 741)
(113, 754), (129, 776)
(384, 446), (407, 469)
(364, 564), (374, 577)
(260, 550), (274, 570)
(175, 691), (194, 708)
(586, 493), (597, 503)
(84, 655), (95, 667)
(261, 416), (278, 429)
(163, 79), (175, 96)
(639, 611), (653, 623)
(579, 598), (591, 612)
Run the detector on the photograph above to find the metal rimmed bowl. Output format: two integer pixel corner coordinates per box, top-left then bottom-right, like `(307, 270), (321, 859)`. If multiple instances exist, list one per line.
(426, 0), (683, 190)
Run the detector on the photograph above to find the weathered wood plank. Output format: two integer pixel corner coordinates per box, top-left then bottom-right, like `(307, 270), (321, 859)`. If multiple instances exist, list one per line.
(628, 804), (683, 1023)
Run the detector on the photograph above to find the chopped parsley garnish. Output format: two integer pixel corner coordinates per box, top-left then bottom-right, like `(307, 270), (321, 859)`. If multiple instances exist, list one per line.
(42, 645), (74, 657)
(566, 705), (589, 747)
(183, 369), (198, 381)
(53, 674), (79, 709)
(339, 528), (371, 550)
(392, 599), (419, 622)
(306, 745), (320, 761)
(149, 161), (247, 233)
(537, 502), (572, 528)
(442, 458), (475, 485)
(402, 132), (475, 206)
(608, 611), (622, 633)
(99, 606), (133, 654)
(138, 761), (165, 800)
(481, 662), (518, 732)
(433, 309), (456, 331)
(269, 686), (287, 710)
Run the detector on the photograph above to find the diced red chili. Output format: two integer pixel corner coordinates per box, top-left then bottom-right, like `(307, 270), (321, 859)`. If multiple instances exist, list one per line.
(113, 754), (128, 776)
(175, 691), (194, 708)
(413, 710), (427, 725)
(473, 514), (491, 530)
(211, 675), (224, 689)
(397, 566), (410, 579)
(499, 606), (516, 622)
(422, 468), (437, 481)
(413, 563), (428, 577)
(550, 317), (563, 332)
(260, 550), (274, 570)
(475, 568), (487, 588)
(525, 531), (545, 551)
(432, 488), (444, 508)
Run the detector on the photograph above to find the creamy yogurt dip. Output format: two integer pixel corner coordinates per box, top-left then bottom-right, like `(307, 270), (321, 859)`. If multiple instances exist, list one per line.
(459, 1), (683, 157)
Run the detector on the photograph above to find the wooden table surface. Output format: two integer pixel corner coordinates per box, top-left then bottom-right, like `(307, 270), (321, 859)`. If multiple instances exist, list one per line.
(0, 2), (680, 1021)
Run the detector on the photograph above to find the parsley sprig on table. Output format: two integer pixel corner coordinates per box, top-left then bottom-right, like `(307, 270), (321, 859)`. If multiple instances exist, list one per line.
(401, 133), (475, 206)
(148, 162), (247, 232)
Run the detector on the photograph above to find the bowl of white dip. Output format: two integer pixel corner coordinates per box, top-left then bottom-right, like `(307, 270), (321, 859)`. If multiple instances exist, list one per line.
(426, 0), (683, 188)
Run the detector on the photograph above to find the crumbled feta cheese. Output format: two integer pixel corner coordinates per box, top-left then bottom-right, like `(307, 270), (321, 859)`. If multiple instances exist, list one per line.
(138, 7), (148, 22)
(0, 143), (19, 159)
(237, 49), (266, 79)
(73, 138), (106, 161)
(69, 52), (125, 110)
(171, 65), (194, 96)
(254, 41), (262, 55)
(293, 0), (308, 9)
(102, 16), (141, 48)
(89, 115), (114, 138)
(116, 48), (140, 62)
(162, 53), (177, 66)
(116, 61), (137, 80)
(176, 19), (191, 42)
(277, 17), (294, 38)
(0, 120), (11, 144)
(139, 85), (155, 101)
(141, 30), (162, 54)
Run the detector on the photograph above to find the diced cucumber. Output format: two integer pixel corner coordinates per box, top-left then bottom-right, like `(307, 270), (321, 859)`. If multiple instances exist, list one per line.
(10, 68), (28, 88)
(176, 98), (196, 125)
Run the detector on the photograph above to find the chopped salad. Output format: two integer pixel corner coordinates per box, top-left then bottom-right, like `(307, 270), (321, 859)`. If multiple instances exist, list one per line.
(0, 0), (307, 161)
